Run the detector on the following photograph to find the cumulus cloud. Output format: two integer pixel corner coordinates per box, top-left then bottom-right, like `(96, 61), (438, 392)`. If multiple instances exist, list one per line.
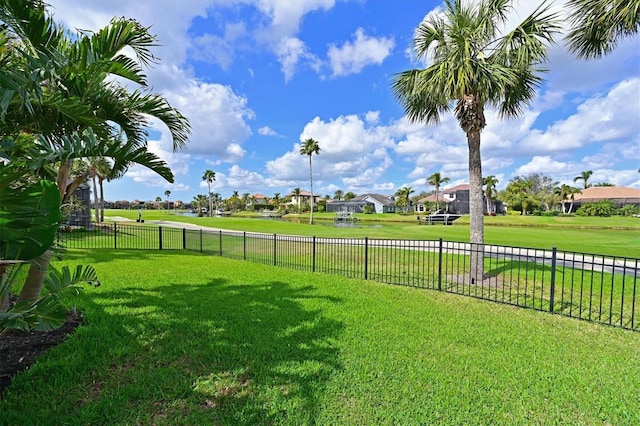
(258, 126), (281, 136)
(327, 28), (395, 77)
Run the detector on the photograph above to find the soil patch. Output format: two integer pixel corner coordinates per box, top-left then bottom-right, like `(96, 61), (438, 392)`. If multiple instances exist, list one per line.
(0, 311), (82, 398)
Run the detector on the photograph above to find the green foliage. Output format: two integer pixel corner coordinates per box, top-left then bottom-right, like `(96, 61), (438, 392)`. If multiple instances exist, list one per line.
(618, 204), (639, 216)
(363, 205), (375, 214)
(0, 178), (61, 261)
(575, 200), (617, 216)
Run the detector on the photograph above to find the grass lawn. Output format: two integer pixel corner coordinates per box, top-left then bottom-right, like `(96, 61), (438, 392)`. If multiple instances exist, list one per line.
(106, 209), (640, 258)
(2, 250), (639, 424)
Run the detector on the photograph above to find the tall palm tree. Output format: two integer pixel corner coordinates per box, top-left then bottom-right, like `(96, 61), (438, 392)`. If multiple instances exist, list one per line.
(426, 172), (450, 212)
(202, 170), (216, 216)
(300, 138), (321, 224)
(392, 0), (559, 281)
(334, 189), (344, 200)
(272, 192), (281, 209)
(2, 1), (190, 304)
(566, 0), (640, 59)
(482, 175), (499, 214)
(554, 184), (581, 213)
(574, 170), (593, 189)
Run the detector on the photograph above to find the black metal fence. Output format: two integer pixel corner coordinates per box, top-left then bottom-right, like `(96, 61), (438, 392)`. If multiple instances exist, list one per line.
(58, 223), (639, 331)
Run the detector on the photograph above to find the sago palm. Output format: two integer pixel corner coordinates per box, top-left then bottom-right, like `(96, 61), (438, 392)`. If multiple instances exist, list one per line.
(392, 0), (559, 280)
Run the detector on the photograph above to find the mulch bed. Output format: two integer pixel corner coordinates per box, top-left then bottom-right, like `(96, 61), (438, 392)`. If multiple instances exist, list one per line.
(0, 311), (83, 398)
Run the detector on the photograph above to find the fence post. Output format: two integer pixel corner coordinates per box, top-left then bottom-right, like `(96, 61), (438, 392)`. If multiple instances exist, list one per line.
(438, 238), (443, 291)
(549, 246), (557, 313)
(312, 236), (316, 273)
(158, 226), (163, 250)
(219, 230), (222, 256)
(199, 229), (203, 253)
(243, 232), (247, 260)
(273, 234), (277, 266)
(364, 237), (369, 280)
(182, 228), (186, 250)
(114, 222), (117, 250)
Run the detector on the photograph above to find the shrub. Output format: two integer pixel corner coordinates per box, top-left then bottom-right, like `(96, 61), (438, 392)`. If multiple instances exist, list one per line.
(363, 205), (375, 214)
(618, 204), (639, 216)
(506, 210), (521, 216)
(575, 200), (616, 217)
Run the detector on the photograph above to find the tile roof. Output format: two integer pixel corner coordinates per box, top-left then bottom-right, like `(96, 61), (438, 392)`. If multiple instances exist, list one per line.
(444, 184), (470, 193)
(573, 186), (640, 202)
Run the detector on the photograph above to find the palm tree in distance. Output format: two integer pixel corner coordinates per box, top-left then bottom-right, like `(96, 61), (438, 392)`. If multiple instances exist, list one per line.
(292, 187), (301, 212)
(574, 170), (593, 189)
(395, 186), (415, 213)
(164, 190), (171, 211)
(566, 0), (640, 59)
(482, 175), (499, 214)
(392, 0), (559, 282)
(202, 170), (216, 216)
(300, 138), (321, 224)
(426, 172), (450, 213)
(334, 189), (344, 200)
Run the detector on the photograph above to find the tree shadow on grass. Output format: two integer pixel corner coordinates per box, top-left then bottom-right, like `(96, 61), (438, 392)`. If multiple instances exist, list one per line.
(2, 275), (344, 424)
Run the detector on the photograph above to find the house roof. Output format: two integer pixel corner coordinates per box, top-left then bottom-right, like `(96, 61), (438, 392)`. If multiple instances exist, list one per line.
(252, 193), (268, 199)
(287, 190), (316, 197)
(572, 186), (640, 202)
(444, 184), (470, 193)
(417, 194), (449, 203)
(354, 193), (395, 206)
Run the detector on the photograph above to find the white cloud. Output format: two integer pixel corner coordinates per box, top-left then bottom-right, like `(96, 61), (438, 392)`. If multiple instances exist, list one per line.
(258, 126), (280, 136)
(275, 37), (321, 81)
(327, 28), (395, 77)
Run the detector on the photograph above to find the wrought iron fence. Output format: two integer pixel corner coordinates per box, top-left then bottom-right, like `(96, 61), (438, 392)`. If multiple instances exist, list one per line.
(58, 223), (639, 331)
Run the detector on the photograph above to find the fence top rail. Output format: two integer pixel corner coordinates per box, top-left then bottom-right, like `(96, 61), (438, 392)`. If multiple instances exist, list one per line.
(72, 221), (640, 263)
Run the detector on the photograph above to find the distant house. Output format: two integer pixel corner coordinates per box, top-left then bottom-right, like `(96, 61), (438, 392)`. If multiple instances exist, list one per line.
(287, 190), (320, 208)
(416, 183), (504, 214)
(570, 186), (640, 212)
(251, 193), (271, 210)
(327, 194), (396, 214)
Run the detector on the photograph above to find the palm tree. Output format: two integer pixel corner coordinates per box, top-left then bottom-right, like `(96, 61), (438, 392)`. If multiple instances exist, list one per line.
(164, 190), (171, 211)
(202, 170), (216, 216)
(193, 194), (208, 216)
(574, 170), (593, 189)
(395, 186), (415, 213)
(566, 0), (640, 59)
(426, 172), (450, 212)
(334, 189), (344, 200)
(292, 187), (302, 212)
(272, 192), (281, 209)
(155, 196), (162, 210)
(482, 175), (499, 214)
(392, 0), (559, 281)
(554, 184), (581, 213)
(2, 1), (190, 304)
(300, 138), (321, 224)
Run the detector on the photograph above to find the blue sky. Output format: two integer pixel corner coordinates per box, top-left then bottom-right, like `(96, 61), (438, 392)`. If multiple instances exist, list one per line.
(47, 0), (639, 203)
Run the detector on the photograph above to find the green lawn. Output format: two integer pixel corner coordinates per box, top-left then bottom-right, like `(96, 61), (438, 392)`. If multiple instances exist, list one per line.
(105, 209), (640, 257)
(2, 250), (639, 425)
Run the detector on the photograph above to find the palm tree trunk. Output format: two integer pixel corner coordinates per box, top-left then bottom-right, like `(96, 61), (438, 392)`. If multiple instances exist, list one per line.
(92, 174), (99, 224)
(17, 250), (52, 303)
(468, 130), (484, 283)
(19, 162), (69, 303)
(309, 156), (314, 225)
(99, 178), (105, 222)
(435, 185), (440, 212)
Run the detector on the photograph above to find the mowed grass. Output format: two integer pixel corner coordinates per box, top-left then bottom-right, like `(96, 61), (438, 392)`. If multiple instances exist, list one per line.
(105, 209), (640, 258)
(2, 250), (639, 425)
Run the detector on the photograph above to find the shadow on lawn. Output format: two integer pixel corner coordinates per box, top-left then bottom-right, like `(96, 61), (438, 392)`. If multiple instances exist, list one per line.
(2, 272), (345, 424)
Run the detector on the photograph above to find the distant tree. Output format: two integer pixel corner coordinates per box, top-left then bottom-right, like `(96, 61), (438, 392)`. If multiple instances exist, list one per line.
(574, 170), (593, 189)
(300, 138), (321, 224)
(593, 182), (615, 187)
(566, 0), (640, 59)
(202, 170), (216, 216)
(292, 187), (301, 212)
(554, 184), (581, 213)
(395, 186), (415, 213)
(344, 191), (356, 201)
(155, 196), (162, 210)
(164, 190), (171, 211)
(334, 189), (344, 200)
(193, 194), (208, 216)
(482, 175), (499, 214)
(272, 192), (281, 208)
(426, 172), (450, 212)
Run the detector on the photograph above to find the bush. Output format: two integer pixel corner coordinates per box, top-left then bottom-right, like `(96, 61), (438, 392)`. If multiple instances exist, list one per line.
(363, 205), (375, 214)
(506, 210), (521, 216)
(618, 204), (639, 216)
(575, 200), (616, 217)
